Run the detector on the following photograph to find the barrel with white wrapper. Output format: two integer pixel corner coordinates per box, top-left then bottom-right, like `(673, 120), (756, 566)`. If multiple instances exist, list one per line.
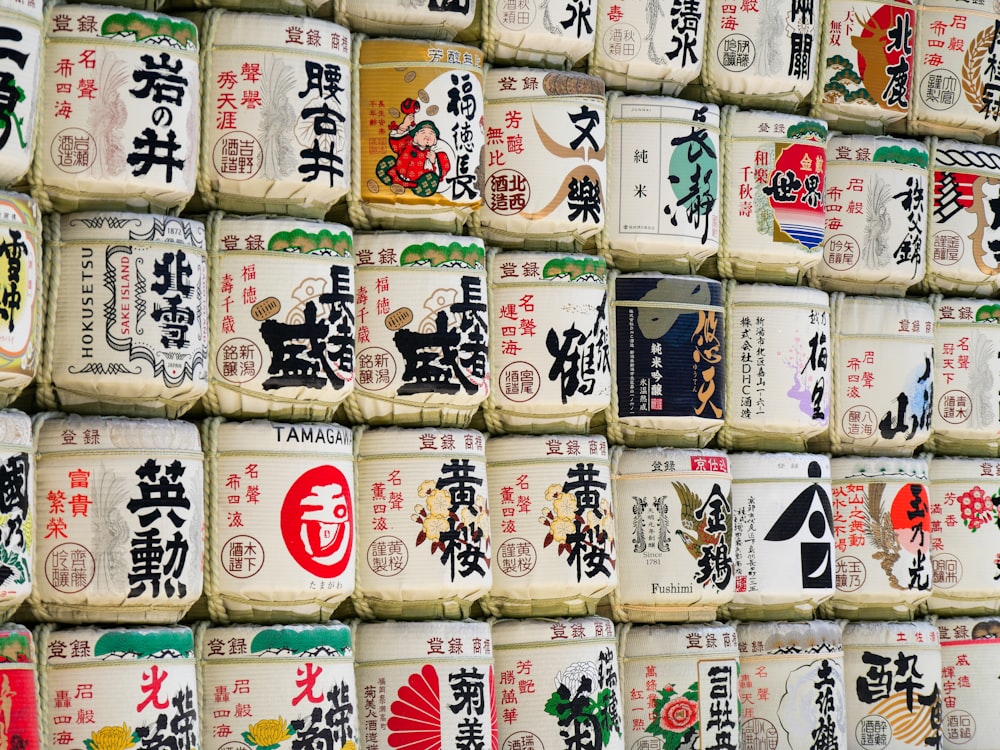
(589, 0), (707, 94)
(345, 232), (487, 428)
(197, 12), (351, 218)
(927, 296), (1000, 456)
(354, 620), (496, 750)
(38, 625), (199, 750)
(482, 434), (616, 618)
(0, 624), (39, 750)
(908, 1), (1000, 141)
(826, 294), (934, 456)
(204, 419), (356, 624)
(843, 620), (942, 750)
(475, 68), (607, 252)
(32, 415), (203, 624)
(926, 139), (1000, 297)
(927, 457), (1000, 616)
(352, 38), (485, 234)
(31, 6), (199, 214)
(481, 0), (595, 68)
(336, 0), (476, 40)
(937, 617), (1000, 750)
(0, 0), (41, 187)
(39, 212), (207, 418)
(483, 250), (610, 434)
(607, 273), (725, 448)
(176, 0), (330, 14)
(718, 108), (827, 284)
(811, 134), (929, 296)
(354, 427), (491, 620)
(725, 452), (836, 620)
(823, 455), (932, 620)
(619, 622), (740, 750)
(610, 446), (734, 622)
(736, 619), (847, 750)
(696, 0), (818, 111)
(0, 192), (40, 407)
(203, 213), (355, 422)
(0, 411), (33, 622)
(810, 0), (915, 133)
(492, 616), (624, 750)
(718, 282), (831, 451)
(601, 94), (720, 274)
(198, 622), (357, 750)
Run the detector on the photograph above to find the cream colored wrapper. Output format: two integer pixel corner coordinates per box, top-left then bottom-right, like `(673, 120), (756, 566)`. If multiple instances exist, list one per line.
(936, 616), (1000, 750)
(482, 434), (616, 617)
(0, 0), (42, 187)
(335, 0), (477, 40)
(31, 415), (203, 624)
(0, 410), (33, 621)
(202, 212), (355, 422)
(204, 419), (356, 624)
(0, 191), (40, 406)
(481, 0), (596, 68)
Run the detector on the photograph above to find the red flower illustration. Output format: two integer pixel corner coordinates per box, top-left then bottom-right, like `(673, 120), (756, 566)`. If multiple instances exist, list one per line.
(659, 696), (698, 733)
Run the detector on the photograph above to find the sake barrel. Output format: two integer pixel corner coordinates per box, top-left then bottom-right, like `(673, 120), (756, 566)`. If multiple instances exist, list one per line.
(492, 616), (624, 750)
(925, 138), (1000, 297)
(197, 12), (351, 218)
(475, 68), (607, 251)
(198, 622), (357, 750)
(344, 232), (487, 428)
(610, 447), (734, 622)
(32, 415), (203, 624)
(811, 135), (929, 296)
(926, 457), (1000, 616)
(718, 108), (827, 284)
(718, 282), (831, 451)
(937, 617), (1000, 750)
(336, 0), (476, 41)
(724, 452), (836, 620)
(736, 620), (847, 750)
(810, 0), (915, 133)
(0, 0), (41, 187)
(31, 6), (199, 213)
(204, 419), (356, 624)
(827, 294), (934, 456)
(618, 622), (740, 750)
(354, 620), (496, 750)
(483, 250), (610, 434)
(203, 213), (355, 422)
(352, 38), (485, 233)
(698, 0), (818, 111)
(843, 620), (942, 750)
(588, 0), (707, 94)
(481, 0), (595, 68)
(0, 192), (40, 407)
(927, 296), (1000, 456)
(909, 2), (1000, 141)
(482, 434), (616, 618)
(606, 273), (725, 448)
(0, 624), (39, 750)
(823, 456), (932, 620)
(353, 427), (491, 620)
(38, 625), (198, 750)
(0, 410), (33, 621)
(38, 212), (207, 418)
(601, 94), (721, 273)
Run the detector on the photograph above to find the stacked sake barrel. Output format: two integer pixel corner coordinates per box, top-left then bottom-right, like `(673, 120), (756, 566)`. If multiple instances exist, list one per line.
(0, 2), (997, 750)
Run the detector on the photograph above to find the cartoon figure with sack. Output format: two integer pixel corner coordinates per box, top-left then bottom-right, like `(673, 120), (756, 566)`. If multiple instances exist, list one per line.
(377, 97), (452, 197)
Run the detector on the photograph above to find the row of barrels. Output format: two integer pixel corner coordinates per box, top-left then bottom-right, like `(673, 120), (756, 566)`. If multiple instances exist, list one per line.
(1, 615), (997, 750)
(0, 414), (998, 626)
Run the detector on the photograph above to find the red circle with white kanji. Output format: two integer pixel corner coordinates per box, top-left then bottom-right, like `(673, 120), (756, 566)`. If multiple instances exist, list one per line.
(281, 465), (354, 579)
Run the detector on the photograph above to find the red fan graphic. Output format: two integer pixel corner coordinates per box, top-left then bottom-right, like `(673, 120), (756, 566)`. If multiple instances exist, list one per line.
(388, 664), (441, 750)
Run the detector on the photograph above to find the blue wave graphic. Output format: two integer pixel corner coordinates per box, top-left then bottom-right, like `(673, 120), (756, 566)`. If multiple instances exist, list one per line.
(781, 222), (825, 249)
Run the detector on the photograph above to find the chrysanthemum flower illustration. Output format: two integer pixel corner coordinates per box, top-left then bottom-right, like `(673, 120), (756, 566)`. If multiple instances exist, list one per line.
(243, 717), (295, 750)
(84, 724), (138, 750)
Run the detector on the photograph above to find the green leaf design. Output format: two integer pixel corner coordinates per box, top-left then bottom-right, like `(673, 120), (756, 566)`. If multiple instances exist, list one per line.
(100, 12), (197, 48)
(543, 689), (574, 722)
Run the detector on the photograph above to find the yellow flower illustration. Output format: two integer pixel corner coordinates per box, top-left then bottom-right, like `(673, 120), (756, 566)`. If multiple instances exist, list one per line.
(341, 741), (357, 750)
(553, 492), (576, 519)
(84, 724), (138, 750)
(426, 489), (450, 516)
(422, 513), (450, 541)
(417, 480), (437, 498)
(550, 517), (576, 543)
(243, 717), (295, 750)
(545, 483), (563, 503)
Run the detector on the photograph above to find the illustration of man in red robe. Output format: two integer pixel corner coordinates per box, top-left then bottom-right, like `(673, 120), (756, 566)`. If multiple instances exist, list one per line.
(376, 101), (451, 197)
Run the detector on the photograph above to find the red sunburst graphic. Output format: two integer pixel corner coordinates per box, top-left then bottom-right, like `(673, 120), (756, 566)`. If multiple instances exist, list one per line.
(388, 664), (441, 750)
